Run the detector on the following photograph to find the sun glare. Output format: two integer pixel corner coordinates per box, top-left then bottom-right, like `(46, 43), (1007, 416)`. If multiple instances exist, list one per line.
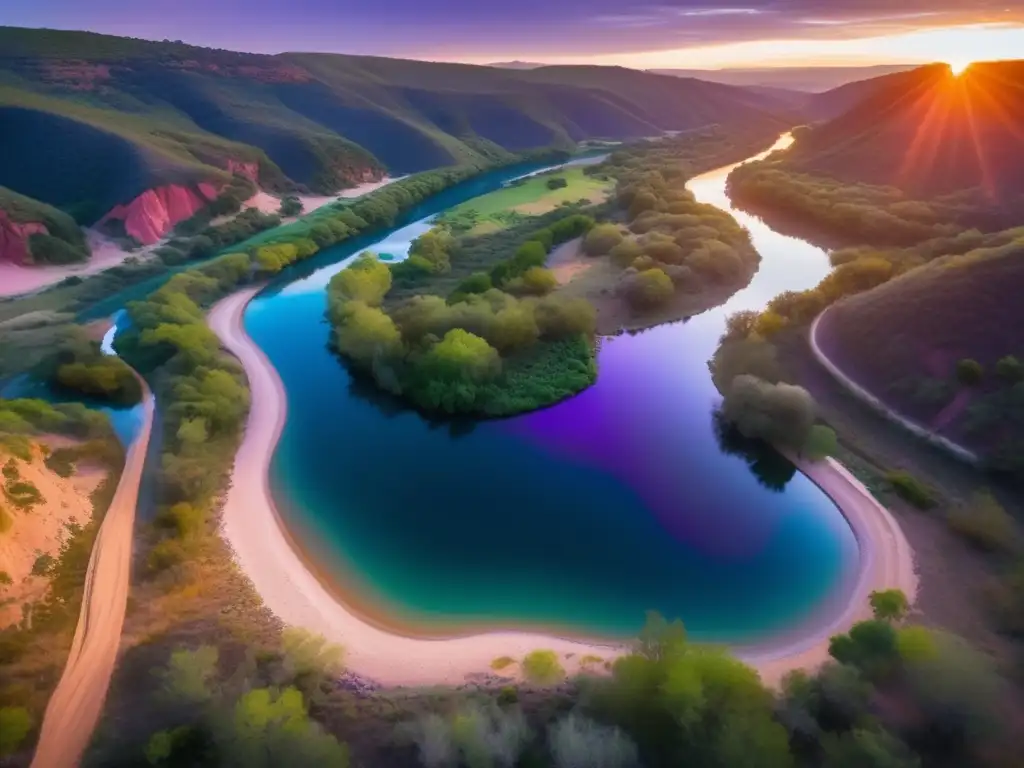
(948, 58), (973, 76)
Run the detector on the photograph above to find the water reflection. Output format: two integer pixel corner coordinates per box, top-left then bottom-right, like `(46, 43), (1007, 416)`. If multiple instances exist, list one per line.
(711, 410), (797, 492)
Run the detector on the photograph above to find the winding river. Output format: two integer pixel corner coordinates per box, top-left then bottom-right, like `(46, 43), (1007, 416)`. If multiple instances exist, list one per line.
(236, 133), (860, 645)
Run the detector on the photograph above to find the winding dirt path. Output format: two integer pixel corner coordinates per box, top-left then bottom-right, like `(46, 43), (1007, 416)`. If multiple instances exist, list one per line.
(31, 380), (155, 768)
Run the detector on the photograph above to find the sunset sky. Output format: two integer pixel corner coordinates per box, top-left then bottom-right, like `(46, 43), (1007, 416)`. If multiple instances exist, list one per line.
(3, 0), (1024, 69)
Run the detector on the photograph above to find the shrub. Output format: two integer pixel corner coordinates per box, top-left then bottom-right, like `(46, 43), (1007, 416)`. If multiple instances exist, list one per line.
(955, 359), (984, 386)
(31, 552), (54, 576)
(147, 538), (188, 574)
(549, 714), (640, 768)
(870, 589), (910, 622)
(0, 706), (33, 757)
(995, 355), (1024, 384)
(546, 177), (568, 190)
(28, 233), (88, 265)
(498, 686), (518, 705)
(583, 223), (624, 256)
(491, 656), (516, 671)
(885, 471), (937, 509)
(517, 267), (558, 295)
(522, 650), (564, 685)
(280, 195), (304, 216)
(0, 569), (11, 585)
(947, 492), (1019, 553)
(721, 375), (816, 451)
(803, 424), (838, 461)
(0, 507), (12, 535)
(620, 268), (674, 309)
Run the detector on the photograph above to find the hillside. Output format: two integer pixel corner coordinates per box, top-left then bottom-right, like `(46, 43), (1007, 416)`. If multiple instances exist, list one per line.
(0, 26), (793, 268)
(0, 186), (89, 265)
(783, 61), (1024, 201)
(816, 235), (1024, 474)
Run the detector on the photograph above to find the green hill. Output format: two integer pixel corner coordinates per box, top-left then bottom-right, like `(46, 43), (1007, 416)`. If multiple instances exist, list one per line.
(0, 26), (791, 226)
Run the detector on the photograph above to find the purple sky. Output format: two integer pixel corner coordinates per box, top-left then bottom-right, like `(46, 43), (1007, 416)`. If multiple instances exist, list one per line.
(3, 0), (1023, 65)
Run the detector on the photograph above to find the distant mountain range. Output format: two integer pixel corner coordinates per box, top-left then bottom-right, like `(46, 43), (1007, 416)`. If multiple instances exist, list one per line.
(0, 26), (795, 246)
(651, 64), (917, 93)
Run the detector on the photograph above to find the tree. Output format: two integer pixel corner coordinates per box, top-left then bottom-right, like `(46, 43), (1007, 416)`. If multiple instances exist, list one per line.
(621, 268), (674, 309)
(869, 589), (910, 622)
(721, 375), (816, 451)
(803, 424), (838, 460)
(279, 196), (304, 216)
(158, 645), (220, 707)
(583, 224), (624, 256)
(955, 359), (983, 386)
(821, 728), (920, 768)
(219, 687), (349, 767)
(546, 177), (569, 190)
(332, 302), (403, 367)
(518, 267), (558, 295)
(522, 650), (565, 685)
(995, 355), (1024, 384)
(329, 255), (392, 306)
(828, 620), (900, 681)
(0, 707), (33, 757)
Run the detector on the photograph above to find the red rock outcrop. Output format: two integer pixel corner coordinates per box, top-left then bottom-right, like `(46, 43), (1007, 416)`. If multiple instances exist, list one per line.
(0, 210), (48, 264)
(99, 184), (218, 245)
(225, 159), (260, 182)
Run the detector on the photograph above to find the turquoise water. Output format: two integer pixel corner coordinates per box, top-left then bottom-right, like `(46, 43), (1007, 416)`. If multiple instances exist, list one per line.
(244, 140), (860, 642)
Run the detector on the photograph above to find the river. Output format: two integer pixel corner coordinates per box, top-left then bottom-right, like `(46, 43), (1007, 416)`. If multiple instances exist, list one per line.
(232, 133), (860, 644)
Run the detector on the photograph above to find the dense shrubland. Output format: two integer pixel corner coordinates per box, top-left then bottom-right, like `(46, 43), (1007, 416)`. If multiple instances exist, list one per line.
(727, 160), (1008, 248)
(118, 603), (1020, 767)
(0, 185), (90, 264)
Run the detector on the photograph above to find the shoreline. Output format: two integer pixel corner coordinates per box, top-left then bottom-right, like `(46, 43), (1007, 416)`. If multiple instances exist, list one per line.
(209, 287), (917, 688)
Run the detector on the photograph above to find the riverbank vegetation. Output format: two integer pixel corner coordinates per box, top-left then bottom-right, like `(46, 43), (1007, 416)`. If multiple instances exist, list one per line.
(86, 602), (1023, 767)
(0, 399), (123, 758)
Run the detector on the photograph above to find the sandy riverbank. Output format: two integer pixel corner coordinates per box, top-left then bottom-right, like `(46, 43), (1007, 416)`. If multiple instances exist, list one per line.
(209, 288), (917, 687)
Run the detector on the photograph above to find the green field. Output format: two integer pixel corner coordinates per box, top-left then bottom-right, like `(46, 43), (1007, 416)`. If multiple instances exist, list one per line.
(442, 167), (613, 233)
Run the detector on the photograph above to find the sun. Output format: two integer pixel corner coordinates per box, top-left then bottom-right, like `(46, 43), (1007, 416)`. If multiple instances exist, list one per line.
(947, 58), (973, 76)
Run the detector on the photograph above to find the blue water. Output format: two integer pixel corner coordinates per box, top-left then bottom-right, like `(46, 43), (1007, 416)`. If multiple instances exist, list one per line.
(240, 136), (860, 643)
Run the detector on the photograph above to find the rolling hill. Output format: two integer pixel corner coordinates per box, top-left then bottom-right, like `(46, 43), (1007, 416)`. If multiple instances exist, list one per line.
(0, 26), (793, 264)
(816, 234), (1024, 474)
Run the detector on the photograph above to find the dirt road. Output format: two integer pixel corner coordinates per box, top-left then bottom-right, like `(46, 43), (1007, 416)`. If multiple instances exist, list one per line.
(31, 381), (155, 768)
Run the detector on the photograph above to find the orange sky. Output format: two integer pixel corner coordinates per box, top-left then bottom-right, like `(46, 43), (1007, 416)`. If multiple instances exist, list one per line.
(460, 22), (1024, 71)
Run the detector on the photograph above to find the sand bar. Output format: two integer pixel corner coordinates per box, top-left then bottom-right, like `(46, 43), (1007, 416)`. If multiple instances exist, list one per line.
(209, 288), (917, 687)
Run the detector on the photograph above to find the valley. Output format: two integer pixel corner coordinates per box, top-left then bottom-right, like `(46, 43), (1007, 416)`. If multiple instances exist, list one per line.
(0, 20), (1023, 768)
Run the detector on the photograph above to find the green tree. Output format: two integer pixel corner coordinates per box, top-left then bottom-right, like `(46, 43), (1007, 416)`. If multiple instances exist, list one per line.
(870, 589), (910, 622)
(329, 255), (392, 306)
(158, 645), (220, 707)
(522, 650), (565, 685)
(219, 687), (349, 768)
(0, 706), (33, 757)
(721, 375), (816, 451)
(955, 359), (983, 386)
(802, 424), (838, 460)
(279, 196), (304, 216)
(621, 268), (674, 309)
(995, 355), (1024, 384)
(518, 266), (558, 295)
(333, 302), (403, 366)
(583, 223), (624, 256)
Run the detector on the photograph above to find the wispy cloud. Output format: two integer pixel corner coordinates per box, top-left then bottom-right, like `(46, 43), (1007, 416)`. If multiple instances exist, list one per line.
(679, 7), (763, 16)
(799, 11), (945, 27)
